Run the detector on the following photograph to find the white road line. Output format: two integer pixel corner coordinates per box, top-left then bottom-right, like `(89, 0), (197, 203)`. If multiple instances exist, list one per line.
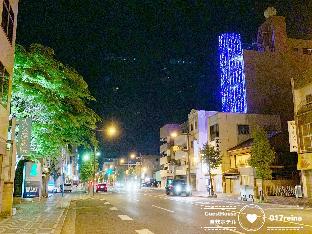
(118, 215), (133, 221)
(135, 229), (154, 234)
(152, 205), (175, 213)
(110, 207), (118, 210)
(104, 202), (110, 204)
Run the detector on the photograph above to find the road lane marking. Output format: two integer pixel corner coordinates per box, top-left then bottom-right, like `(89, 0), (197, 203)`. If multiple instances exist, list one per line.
(118, 215), (133, 220)
(104, 202), (110, 204)
(151, 205), (175, 213)
(135, 229), (154, 234)
(110, 207), (118, 210)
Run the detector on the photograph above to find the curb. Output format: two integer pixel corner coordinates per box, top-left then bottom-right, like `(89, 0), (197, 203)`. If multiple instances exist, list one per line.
(54, 202), (70, 234)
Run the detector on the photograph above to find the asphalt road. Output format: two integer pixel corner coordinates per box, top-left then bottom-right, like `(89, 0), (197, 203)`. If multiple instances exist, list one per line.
(61, 188), (312, 234)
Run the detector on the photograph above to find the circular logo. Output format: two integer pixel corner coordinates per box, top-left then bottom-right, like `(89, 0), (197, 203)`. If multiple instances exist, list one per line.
(238, 204), (265, 232)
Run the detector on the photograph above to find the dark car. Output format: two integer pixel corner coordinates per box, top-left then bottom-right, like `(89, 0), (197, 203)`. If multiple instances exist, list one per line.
(165, 179), (191, 196)
(96, 183), (108, 192)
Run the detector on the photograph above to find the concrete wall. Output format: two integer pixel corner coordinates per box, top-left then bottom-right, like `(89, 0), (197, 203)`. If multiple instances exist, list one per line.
(0, 0), (19, 216)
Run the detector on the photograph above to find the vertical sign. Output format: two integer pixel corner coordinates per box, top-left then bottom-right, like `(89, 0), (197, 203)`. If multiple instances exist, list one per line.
(16, 118), (32, 156)
(288, 121), (298, 152)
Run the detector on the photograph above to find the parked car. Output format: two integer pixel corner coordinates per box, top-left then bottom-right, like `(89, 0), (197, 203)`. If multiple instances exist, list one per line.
(165, 179), (191, 196)
(96, 183), (108, 192)
(60, 183), (72, 192)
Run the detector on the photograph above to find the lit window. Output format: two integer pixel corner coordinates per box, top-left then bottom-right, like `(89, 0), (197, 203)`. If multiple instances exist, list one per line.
(238, 125), (250, 135)
(1, 0), (14, 44)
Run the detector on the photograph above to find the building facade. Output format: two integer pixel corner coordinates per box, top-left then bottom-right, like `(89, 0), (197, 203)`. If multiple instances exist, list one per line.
(159, 124), (181, 188)
(243, 11), (312, 131)
(227, 133), (298, 196)
(206, 112), (281, 193)
(0, 0), (18, 216)
(292, 74), (312, 197)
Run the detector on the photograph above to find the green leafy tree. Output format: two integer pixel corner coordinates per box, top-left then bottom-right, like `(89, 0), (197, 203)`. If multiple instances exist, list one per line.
(79, 154), (99, 183)
(201, 143), (222, 196)
(11, 44), (100, 161)
(248, 126), (276, 201)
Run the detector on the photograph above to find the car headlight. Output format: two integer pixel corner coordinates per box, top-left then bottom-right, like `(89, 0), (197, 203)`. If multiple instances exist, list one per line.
(175, 185), (182, 193)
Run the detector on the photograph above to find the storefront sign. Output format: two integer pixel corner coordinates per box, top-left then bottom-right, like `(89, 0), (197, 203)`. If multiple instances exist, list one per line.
(297, 153), (312, 170)
(22, 162), (42, 198)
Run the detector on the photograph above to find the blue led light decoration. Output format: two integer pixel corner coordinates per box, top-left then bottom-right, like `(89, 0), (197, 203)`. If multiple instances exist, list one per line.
(219, 33), (247, 113)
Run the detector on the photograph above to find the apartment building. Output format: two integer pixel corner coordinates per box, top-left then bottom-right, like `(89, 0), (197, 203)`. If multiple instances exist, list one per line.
(207, 112), (281, 193)
(159, 124), (180, 188)
(0, 0), (18, 216)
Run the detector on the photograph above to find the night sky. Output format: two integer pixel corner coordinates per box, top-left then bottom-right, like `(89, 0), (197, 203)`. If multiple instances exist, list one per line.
(16, 1), (312, 158)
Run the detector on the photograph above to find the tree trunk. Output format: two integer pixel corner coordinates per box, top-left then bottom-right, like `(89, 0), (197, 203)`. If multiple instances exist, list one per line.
(42, 175), (49, 198)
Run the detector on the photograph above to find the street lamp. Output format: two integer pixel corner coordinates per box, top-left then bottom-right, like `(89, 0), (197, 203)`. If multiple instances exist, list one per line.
(83, 154), (90, 161)
(91, 123), (119, 196)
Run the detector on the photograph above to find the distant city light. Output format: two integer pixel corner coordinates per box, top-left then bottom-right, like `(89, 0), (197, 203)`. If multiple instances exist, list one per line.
(219, 33), (247, 113)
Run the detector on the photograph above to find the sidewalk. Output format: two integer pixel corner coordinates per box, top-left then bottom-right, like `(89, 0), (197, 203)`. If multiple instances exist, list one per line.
(192, 191), (312, 207)
(0, 193), (77, 234)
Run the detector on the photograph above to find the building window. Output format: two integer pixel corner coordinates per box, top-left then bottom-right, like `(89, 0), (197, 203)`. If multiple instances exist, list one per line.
(293, 48), (299, 52)
(190, 123), (194, 131)
(240, 175), (250, 186)
(210, 124), (219, 141)
(195, 121), (198, 130)
(0, 62), (9, 108)
(306, 94), (312, 104)
(303, 48), (312, 55)
(300, 123), (312, 152)
(238, 125), (250, 135)
(1, 0), (14, 44)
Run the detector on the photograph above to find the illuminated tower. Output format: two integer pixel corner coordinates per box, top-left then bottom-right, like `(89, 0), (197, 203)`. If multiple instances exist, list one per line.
(219, 33), (247, 113)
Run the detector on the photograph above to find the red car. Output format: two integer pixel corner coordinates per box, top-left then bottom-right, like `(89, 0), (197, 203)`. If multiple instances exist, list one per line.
(96, 183), (108, 192)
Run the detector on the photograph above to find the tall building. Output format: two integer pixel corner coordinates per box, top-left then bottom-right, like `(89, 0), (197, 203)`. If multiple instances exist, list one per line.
(0, 0), (19, 216)
(219, 8), (312, 131)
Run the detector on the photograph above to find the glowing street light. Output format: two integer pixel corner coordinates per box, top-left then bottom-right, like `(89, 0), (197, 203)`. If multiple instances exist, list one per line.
(120, 158), (125, 164)
(83, 154), (90, 161)
(106, 124), (118, 137)
(96, 152), (101, 156)
(130, 153), (136, 159)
